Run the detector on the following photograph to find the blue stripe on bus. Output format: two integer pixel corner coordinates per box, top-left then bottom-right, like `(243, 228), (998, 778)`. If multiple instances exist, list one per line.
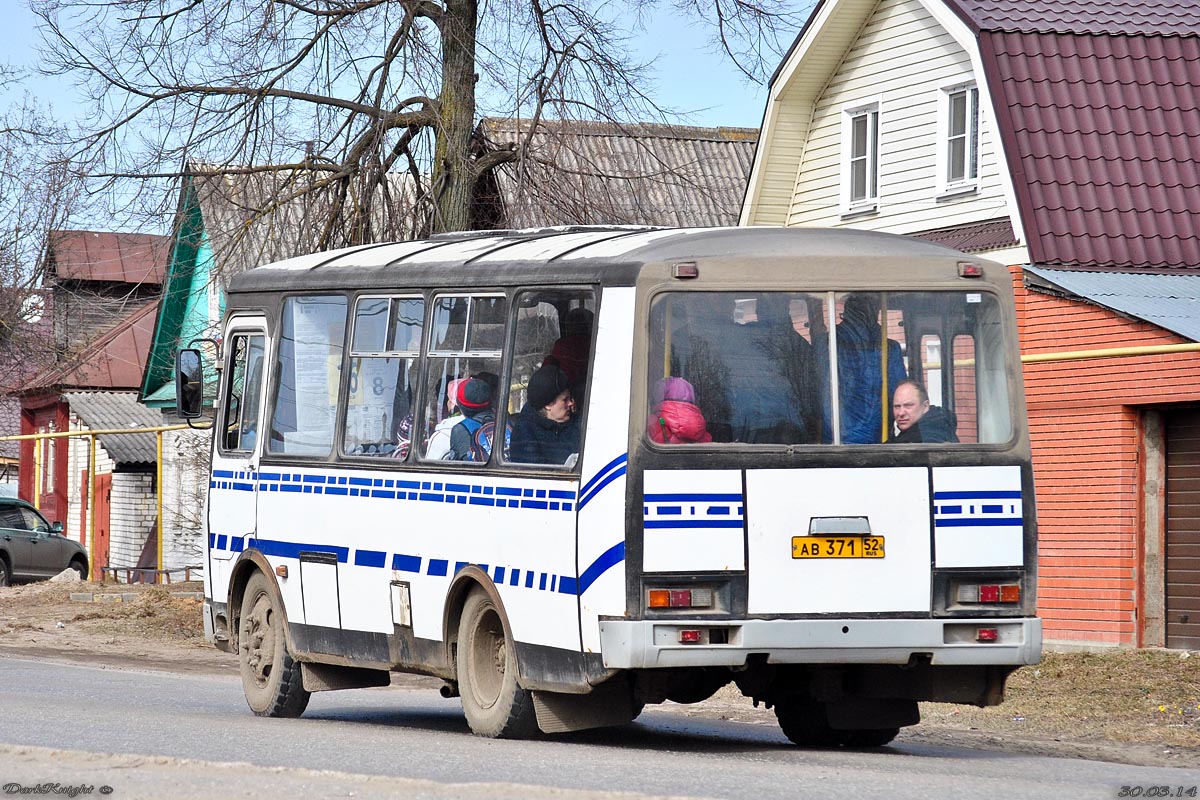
(578, 462), (628, 510)
(643, 520), (745, 529)
(643, 493), (743, 502)
(427, 559), (449, 577)
(355, 549), (387, 568)
(933, 490), (1021, 500)
(934, 518), (1023, 527)
(392, 554), (421, 572)
(247, 538), (349, 562)
(580, 453), (628, 498)
(570, 541), (625, 595)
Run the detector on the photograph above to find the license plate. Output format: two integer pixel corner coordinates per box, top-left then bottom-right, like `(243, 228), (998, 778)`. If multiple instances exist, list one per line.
(791, 536), (885, 559)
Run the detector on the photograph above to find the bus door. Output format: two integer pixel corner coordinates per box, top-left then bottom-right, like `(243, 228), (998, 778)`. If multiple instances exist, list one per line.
(208, 318), (269, 600)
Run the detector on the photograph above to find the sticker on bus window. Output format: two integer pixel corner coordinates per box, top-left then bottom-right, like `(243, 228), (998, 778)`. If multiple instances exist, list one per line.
(966, 293), (982, 303)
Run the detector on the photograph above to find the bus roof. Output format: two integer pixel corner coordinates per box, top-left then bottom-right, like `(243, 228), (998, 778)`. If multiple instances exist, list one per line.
(227, 226), (984, 294)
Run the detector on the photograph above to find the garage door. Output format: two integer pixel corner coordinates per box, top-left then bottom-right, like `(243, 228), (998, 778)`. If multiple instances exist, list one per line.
(1165, 408), (1200, 649)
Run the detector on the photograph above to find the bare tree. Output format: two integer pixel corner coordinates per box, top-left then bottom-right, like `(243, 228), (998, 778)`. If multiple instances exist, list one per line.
(30, 0), (804, 240)
(0, 87), (90, 381)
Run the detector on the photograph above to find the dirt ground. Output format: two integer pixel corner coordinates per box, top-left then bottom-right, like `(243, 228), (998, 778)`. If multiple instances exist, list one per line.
(1, 577), (1198, 769)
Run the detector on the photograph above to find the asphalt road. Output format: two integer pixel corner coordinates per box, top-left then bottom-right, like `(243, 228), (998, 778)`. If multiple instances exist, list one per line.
(1, 656), (1198, 800)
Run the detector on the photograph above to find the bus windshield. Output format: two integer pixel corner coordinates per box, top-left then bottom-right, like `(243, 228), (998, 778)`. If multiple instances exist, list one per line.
(648, 290), (1012, 446)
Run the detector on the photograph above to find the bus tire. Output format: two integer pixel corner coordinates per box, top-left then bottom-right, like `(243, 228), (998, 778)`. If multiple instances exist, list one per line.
(456, 589), (538, 738)
(774, 697), (840, 747)
(239, 571), (310, 718)
(835, 728), (899, 748)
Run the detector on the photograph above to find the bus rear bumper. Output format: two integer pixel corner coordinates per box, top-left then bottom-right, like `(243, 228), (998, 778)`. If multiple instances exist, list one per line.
(597, 617), (1042, 669)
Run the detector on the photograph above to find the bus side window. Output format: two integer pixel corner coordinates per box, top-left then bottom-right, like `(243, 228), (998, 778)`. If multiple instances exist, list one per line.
(342, 296), (424, 458)
(267, 295), (348, 457)
(419, 294), (507, 462)
(220, 333), (265, 453)
(505, 290), (594, 467)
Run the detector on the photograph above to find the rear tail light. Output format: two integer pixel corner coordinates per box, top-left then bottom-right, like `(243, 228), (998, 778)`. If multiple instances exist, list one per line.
(976, 627), (999, 642)
(679, 629), (702, 644)
(956, 582), (1021, 604)
(646, 587), (713, 609)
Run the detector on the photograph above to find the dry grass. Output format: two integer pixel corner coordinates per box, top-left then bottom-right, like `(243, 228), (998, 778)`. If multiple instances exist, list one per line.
(923, 650), (1200, 748)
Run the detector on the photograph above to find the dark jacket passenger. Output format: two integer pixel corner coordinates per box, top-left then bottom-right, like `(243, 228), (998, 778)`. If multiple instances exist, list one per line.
(890, 406), (959, 444)
(511, 403), (580, 465)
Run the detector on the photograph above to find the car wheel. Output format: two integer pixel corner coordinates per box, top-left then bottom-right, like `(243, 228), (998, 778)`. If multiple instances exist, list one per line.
(0, 558), (9, 588)
(456, 588), (538, 738)
(68, 558), (87, 582)
(238, 571), (310, 718)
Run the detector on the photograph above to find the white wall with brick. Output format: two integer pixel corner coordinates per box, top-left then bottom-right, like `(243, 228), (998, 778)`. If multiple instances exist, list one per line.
(161, 426), (211, 574)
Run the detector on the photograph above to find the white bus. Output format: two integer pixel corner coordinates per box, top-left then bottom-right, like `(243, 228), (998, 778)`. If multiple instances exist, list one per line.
(177, 226), (1041, 745)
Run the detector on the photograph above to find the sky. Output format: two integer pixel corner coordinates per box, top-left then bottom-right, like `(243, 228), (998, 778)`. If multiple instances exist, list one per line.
(0, 2), (784, 128)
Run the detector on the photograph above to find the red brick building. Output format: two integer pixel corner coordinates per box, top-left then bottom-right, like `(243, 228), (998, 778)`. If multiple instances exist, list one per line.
(1014, 269), (1200, 648)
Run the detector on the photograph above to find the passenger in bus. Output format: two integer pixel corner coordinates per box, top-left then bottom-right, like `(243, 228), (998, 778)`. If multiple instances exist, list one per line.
(392, 413), (413, 459)
(813, 293), (907, 444)
(890, 379), (958, 444)
(424, 377), (467, 460)
(677, 294), (817, 444)
(544, 306), (593, 398)
(450, 376), (505, 461)
(511, 364), (580, 465)
(648, 377), (712, 444)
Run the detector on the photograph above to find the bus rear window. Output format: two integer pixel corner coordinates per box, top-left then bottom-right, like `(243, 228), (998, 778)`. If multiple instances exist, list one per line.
(647, 291), (1012, 446)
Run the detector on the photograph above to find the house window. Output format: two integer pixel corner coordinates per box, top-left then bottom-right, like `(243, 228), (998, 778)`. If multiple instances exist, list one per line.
(842, 101), (880, 214)
(942, 84), (979, 192)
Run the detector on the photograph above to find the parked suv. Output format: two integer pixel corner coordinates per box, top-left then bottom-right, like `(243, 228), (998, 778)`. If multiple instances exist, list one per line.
(0, 497), (88, 586)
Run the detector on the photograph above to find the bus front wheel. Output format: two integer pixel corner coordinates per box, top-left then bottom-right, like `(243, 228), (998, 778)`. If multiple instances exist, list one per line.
(456, 589), (538, 738)
(239, 571), (310, 718)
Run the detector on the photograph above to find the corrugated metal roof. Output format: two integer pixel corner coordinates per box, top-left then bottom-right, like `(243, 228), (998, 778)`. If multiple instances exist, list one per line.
(948, 0), (1200, 36)
(45, 230), (169, 284)
(62, 391), (162, 465)
(1025, 265), (1200, 341)
(190, 165), (419, 282)
(911, 218), (1018, 253)
(480, 118), (758, 229)
(941, 0), (1200, 271)
(25, 301), (158, 392)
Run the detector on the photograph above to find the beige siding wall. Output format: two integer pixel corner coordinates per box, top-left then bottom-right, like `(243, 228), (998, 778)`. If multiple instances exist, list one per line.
(746, 94), (813, 226)
(787, 0), (1011, 232)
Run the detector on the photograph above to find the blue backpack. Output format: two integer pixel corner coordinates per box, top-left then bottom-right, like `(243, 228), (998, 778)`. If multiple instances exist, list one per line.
(457, 416), (510, 462)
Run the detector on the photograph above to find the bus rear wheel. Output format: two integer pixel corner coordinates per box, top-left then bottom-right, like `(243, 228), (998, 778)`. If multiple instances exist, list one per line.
(239, 571), (310, 718)
(775, 698), (899, 748)
(774, 697), (840, 747)
(456, 589), (538, 738)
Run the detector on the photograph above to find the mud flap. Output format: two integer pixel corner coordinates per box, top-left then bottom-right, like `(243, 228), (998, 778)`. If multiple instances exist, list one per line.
(301, 662), (391, 693)
(532, 679), (637, 733)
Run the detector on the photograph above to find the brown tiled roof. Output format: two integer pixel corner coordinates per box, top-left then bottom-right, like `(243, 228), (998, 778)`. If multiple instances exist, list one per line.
(479, 118), (758, 229)
(46, 230), (169, 284)
(911, 218), (1018, 253)
(24, 301), (158, 392)
(945, 0), (1200, 270)
(947, 0), (1200, 35)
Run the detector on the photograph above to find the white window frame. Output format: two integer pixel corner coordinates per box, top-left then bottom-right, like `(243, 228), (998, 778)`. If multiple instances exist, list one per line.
(937, 81), (980, 197)
(840, 97), (882, 216)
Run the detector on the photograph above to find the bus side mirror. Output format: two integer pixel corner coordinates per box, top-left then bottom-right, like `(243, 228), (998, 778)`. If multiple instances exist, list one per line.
(176, 348), (205, 419)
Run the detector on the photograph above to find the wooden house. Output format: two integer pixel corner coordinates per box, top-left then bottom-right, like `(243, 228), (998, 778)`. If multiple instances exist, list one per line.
(741, 0), (1200, 647)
